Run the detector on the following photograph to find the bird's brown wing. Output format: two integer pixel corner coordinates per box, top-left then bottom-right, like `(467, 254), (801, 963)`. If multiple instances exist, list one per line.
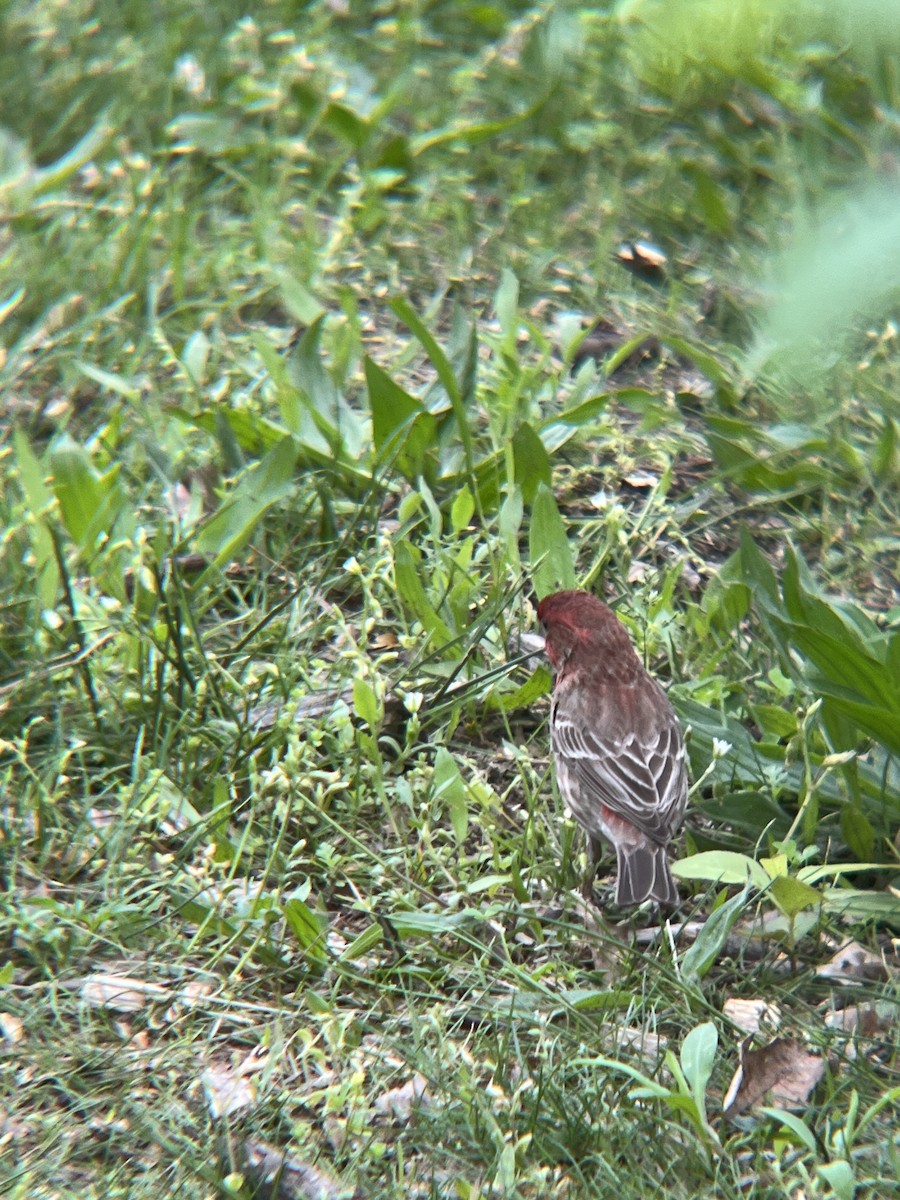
(551, 709), (687, 844)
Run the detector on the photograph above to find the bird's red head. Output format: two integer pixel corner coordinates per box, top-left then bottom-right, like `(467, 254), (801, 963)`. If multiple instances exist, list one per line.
(537, 589), (641, 682)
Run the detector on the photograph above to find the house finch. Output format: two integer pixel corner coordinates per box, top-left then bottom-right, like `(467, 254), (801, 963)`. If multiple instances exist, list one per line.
(537, 589), (687, 908)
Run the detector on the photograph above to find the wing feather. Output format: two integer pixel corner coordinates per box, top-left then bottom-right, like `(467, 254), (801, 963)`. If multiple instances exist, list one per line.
(551, 708), (687, 844)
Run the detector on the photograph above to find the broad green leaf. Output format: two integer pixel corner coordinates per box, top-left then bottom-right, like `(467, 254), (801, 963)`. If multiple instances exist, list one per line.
(450, 484), (475, 532)
(14, 429), (58, 604)
(30, 112), (112, 198)
(388, 908), (483, 936)
(365, 356), (422, 451)
(339, 923), (383, 962)
(13, 429), (51, 508)
(182, 330), (211, 385)
(499, 484), (523, 564)
(167, 112), (265, 155)
(252, 331), (315, 441)
(195, 436), (297, 574)
(680, 1022), (718, 1116)
(365, 357), (438, 483)
(410, 96), (549, 155)
(821, 888), (900, 922)
(818, 694), (900, 756)
(840, 804), (875, 861)
(176, 897), (286, 966)
(761, 853), (788, 878)
(750, 704), (797, 740)
(578, 1056), (666, 1096)
(672, 851), (769, 889)
(680, 887), (749, 985)
(530, 482), (575, 598)
(797, 862), (888, 884)
(494, 267), (519, 352)
(539, 392), (610, 431)
(176, 401), (284, 454)
(487, 665), (551, 712)
(49, 436), (126, 551)
(738, 527), (780, 604)
(353, 678), (382, 729)
(322, 100), (370, 148)
(432, 747), (468, 843)
(557, 989), (635, 1012)
(661, 335), (732, 388)
(758, 1108), (818, 1154)
(177, 404), (371, 493)
(393, 539), (453, 646)
(283, 898), (328, 963)
(289, 316), (365, 459)
(768, 874), (821, 919)
(271, 267), (326, 324)
(389, 297), (474, 474)
(816, 1161), (855, 1200)
(873, 414), (899, 483)
(512, 422), (552, 506)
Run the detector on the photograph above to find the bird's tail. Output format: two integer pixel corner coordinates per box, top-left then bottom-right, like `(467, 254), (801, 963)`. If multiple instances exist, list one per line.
(616, 844), (679, 908)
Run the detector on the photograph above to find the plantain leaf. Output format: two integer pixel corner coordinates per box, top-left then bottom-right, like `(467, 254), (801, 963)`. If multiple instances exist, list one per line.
(680, 888), (749, 986)
(529, 483), (575, 598)
(195, 436), (297, 575)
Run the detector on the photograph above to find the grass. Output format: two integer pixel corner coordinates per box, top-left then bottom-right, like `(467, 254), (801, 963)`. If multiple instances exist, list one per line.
(1, 1), (899, 1197)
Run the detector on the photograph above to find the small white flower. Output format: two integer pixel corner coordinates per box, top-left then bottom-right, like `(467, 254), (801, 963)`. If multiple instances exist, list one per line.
(712, 738), (732, 759)
(403, 691), (424, 715)
(174, 54), (206, 97)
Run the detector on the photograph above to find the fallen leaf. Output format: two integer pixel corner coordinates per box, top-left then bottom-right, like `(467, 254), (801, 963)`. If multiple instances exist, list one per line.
(823, 1002), (900, 1062)
(723, 1038), (824, 1117)
(626, 560), (651, 584)
(616, 1026), (668, 1061)
(723, 998), (781, 1037)
(622, 470), (659, 490)
(202, 1063), (257, 1118)
(374, 1073), (430, 1120)
(233, 1137), (363, 1200)
(0, 1013), (23, 1043)
(816, 940), (888, 983)
(79, 974), (169, 1012)
(616, 240), (668, 281)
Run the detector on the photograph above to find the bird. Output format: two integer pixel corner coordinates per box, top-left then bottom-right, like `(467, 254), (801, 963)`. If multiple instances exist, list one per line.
(536, 589), (687, 908)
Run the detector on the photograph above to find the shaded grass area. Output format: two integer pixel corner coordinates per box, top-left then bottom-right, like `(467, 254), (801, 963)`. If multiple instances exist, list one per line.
(1, 2), (899, 1197)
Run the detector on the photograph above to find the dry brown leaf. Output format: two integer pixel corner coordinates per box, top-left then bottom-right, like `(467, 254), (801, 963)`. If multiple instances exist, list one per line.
(626, 560), (651, 584)
(823, 1001), (900, 1063)
(622, 470), (660, 490)
(79, 973), (169, 1012)
(233, 1137), (363, 1200)
(374, 1073), (430, 1120)
(174, 979), (214, 1008)
(723, 1037), (824, 1117)
(0, 1013), (23, 1043)
(616, 1026), (668, 1061)
(202, 1063), (257, 1118)
(824, 1003), (895, 1037)
(723, 998), (781, 1037)
(816, 940), (888, 983)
